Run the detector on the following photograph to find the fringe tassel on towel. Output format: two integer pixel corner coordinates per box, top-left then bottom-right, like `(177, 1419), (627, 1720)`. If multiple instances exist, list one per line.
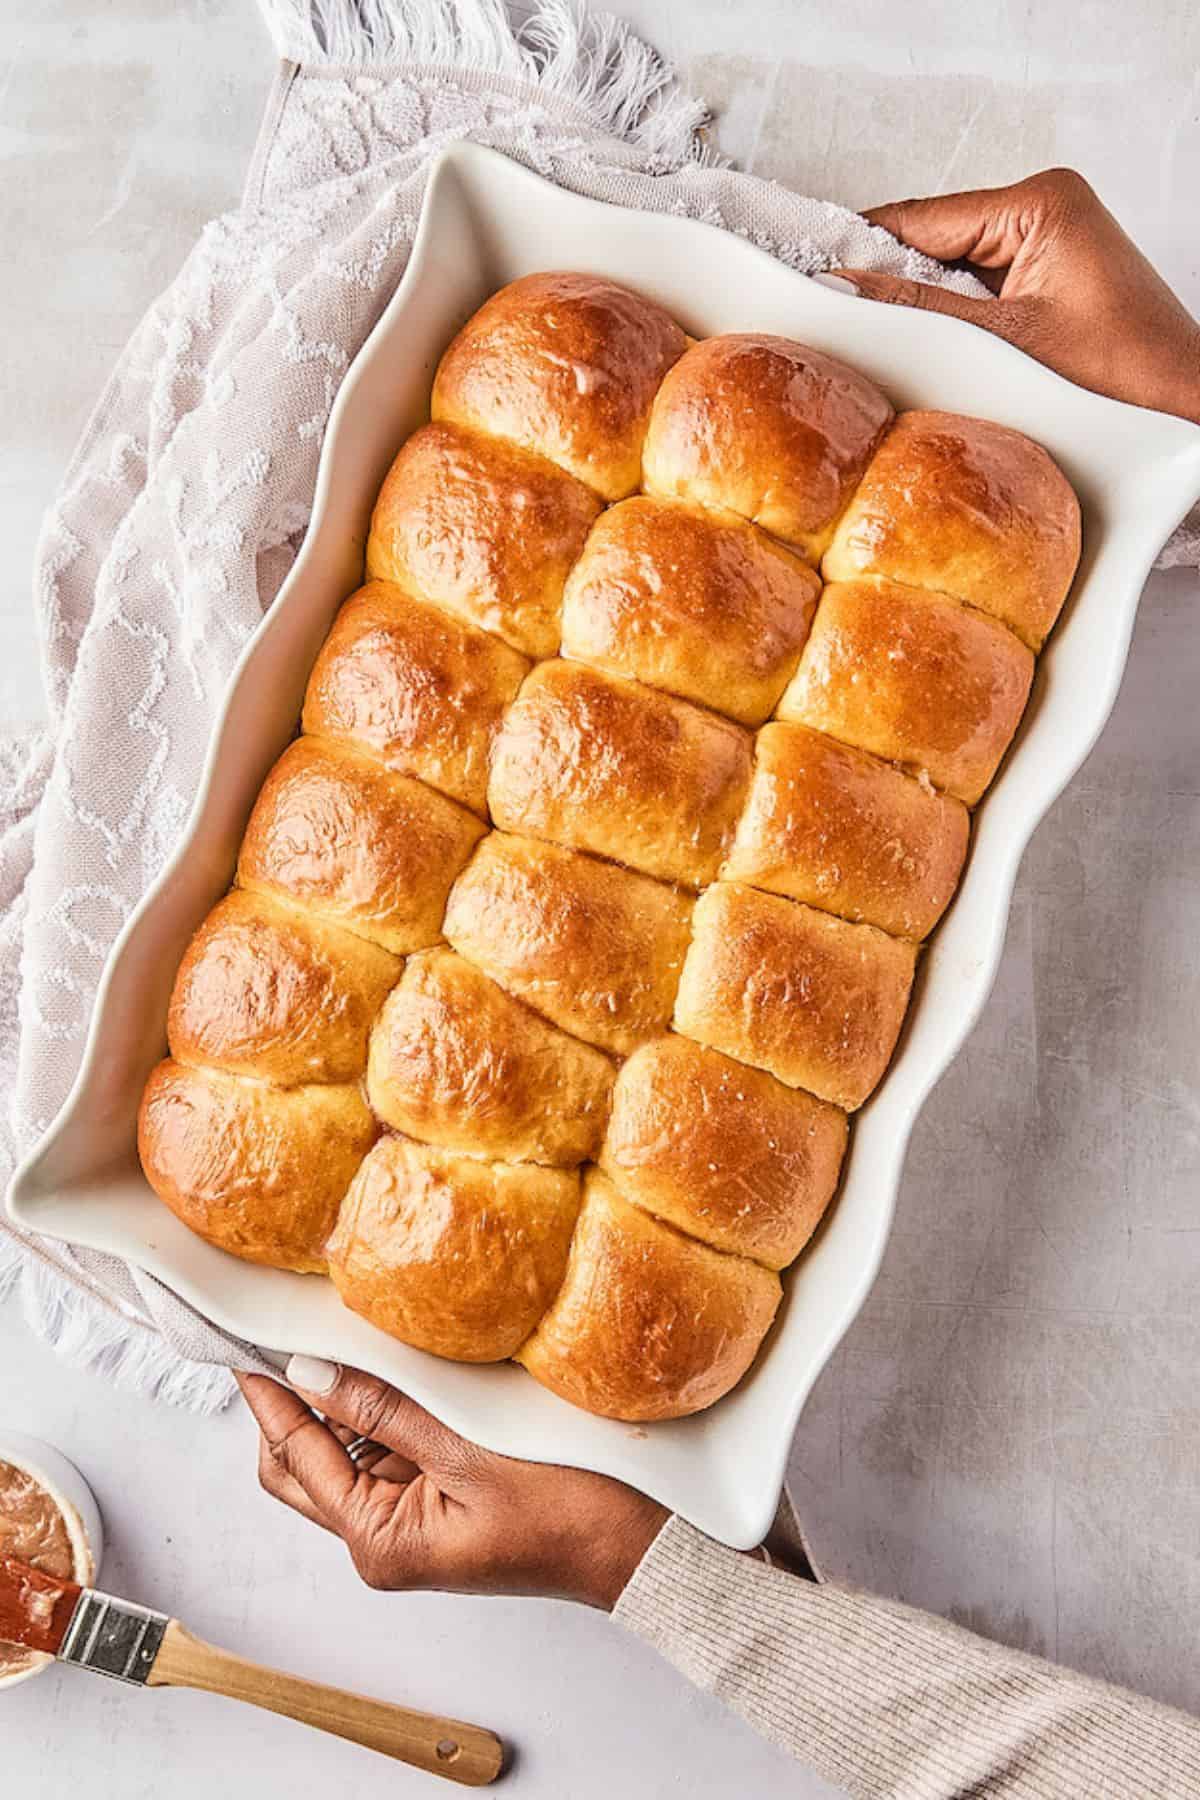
(257, 0), (711, 168)
(0, 1234), (236, 1414)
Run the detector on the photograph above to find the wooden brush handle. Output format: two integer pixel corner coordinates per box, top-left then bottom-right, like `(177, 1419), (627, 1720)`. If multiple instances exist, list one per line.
(147, 1619), (504, 1786)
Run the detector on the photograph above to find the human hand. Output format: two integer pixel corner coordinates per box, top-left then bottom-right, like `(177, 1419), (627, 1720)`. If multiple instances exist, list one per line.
(829, 168), (1200, 425)
(237, 1358), (669, 1611)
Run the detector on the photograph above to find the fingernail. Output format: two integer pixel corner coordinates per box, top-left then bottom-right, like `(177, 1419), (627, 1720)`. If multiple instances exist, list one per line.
(811, 272), (860, 296)
(286, 1354), (339, 1395)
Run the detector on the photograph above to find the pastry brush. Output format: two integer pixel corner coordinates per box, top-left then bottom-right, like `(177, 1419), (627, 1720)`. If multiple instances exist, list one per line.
(0, 1554), (503, 1786)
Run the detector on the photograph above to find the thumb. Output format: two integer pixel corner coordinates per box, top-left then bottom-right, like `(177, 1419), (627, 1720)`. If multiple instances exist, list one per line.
(285, 1354), (464, 1474)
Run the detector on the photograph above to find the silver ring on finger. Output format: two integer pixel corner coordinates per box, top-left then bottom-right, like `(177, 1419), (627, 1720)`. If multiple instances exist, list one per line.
(345, 1433), (385, 1465)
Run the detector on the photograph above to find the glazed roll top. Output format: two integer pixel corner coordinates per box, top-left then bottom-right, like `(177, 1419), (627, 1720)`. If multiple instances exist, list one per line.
(674, 883), (917, 1111)
(138, 1062), (377, 1275)
(600, 1036), (847, 1270)
(167, 889), (400, 1086)
(365, 421), (602, 659)
(367, 948), (615, 1166)
(642, 333), (895, 563)
(441, 832), (693, 1057)
(432, 272), (688, 500)
(725, 722), (969, 941)
(238, 736), (485, 955)
(328, 1137), (582, 1362)
(823, 409), (1081, 651)
(560, 496), (820, 725)
(515, 1170), (783, 1421)
(302, 582), (529, 815)
(140, 269), (1081, 1424)
(487, 660), (753, 889)
(778, 579), (1035, 807)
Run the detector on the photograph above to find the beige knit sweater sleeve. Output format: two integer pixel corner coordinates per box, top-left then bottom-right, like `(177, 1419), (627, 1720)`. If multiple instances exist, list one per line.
(614, 1515), (1200, 1799)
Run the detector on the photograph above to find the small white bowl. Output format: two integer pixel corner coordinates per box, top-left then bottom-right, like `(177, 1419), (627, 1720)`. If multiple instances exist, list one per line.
(0, 1432), (102, 1692)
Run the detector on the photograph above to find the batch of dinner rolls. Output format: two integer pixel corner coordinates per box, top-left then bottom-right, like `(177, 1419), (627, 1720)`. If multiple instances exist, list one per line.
(138, 273), (1082, 1421)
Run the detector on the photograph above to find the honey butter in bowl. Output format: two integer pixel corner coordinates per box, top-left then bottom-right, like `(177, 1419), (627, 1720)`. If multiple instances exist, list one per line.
(0, 1432), (102, 1690)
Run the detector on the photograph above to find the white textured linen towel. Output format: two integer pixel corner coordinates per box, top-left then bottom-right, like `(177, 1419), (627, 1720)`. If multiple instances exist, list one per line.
(2, 0), (1197, 1413)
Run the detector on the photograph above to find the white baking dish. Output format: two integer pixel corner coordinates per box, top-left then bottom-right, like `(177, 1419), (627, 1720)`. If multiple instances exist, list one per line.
(10, 143), (1200, 1549)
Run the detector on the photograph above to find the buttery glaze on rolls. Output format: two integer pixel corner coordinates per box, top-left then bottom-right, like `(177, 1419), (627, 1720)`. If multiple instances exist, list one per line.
(432, 272), (687, 500)
(779, 579), (1035, 807)
(560, 495), (820, 725)
(488, 659), (752, 889)
(642, 333), (894, 563)
(442, 832), (693, 1057)
(600, 1036), (847, 1269)
(328, 1136), (581, 1362)
(366, 421), (601, 659)
(139, 270), (1082, 1423)
(515, 1170), (782, 1422)
(823, 410), (1082, 651)
(239, 736), (484, 956)
(167, 889), (399, 1086)
(725, 722), (969, 941)
(302, 581), (529, 815)
(367, 948), (615, 1166)
(675, 883), (917, 1111)
(138, 1062), (376, 1273)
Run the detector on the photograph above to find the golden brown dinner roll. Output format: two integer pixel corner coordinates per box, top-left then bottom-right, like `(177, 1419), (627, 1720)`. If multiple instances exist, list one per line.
(366, 948), (614, 1165)
(301, 581), (529, 814)
(432, 273), (687, 501)
(488, 660), (752, 889)
(559, 495), (820, 725)
(724, 721), (970, 940)
(778, 578), (1034, 806)
(442, 832), (693, 1056)
(138, 1060), (376, 1273)
(642, 334), (893, 563)
(327, 1136), (580, 1362)
(167, 889), (399, 1086)
(365, 421), (602, 659)
(674, 882), (916, 1110)
(237, 736), (484, 956)
(600, 1036), (847, 1268)
(823, 410), (1081, 650)
(515, 1170), (781, 1420)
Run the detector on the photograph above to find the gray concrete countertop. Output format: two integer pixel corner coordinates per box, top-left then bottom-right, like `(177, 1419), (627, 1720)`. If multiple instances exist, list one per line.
(3, 4), (1198, 1796)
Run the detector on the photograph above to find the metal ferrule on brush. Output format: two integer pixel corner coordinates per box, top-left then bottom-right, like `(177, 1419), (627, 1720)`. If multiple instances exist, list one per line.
(58, 1589), (169, 1685)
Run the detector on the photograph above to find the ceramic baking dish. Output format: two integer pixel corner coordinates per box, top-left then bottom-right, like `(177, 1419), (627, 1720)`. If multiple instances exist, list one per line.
(10, 142), (1200, 1548)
